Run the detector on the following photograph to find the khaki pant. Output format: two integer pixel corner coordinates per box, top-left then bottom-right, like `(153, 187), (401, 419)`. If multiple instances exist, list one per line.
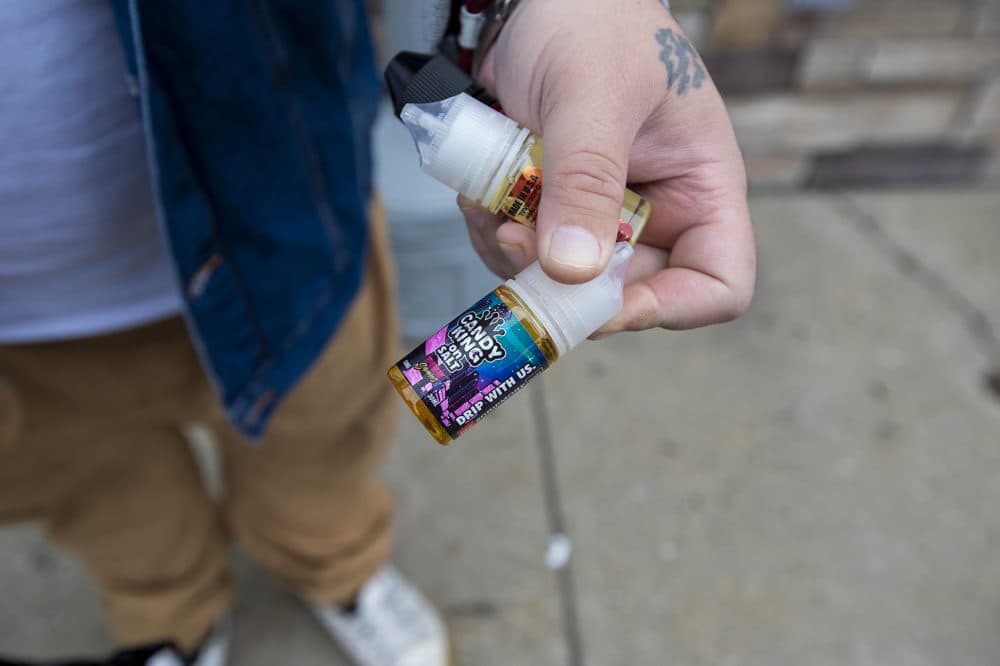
(0, 206), (400, 653)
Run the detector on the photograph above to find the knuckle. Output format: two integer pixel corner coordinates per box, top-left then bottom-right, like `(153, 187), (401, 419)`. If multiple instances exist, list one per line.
(632, 307), (663, 331)
(490, 256), (517, 279)
(720, 286), (753, 323)
(467, 227), (495, 260)
(548, 149), (626, 213)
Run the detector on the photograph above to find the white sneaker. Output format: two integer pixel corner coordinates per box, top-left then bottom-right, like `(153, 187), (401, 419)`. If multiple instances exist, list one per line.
(0, 616), (229, 666)
(311, 566), (450, 666)
(148, 614), (230, 666)
(188, 615), (231, 666)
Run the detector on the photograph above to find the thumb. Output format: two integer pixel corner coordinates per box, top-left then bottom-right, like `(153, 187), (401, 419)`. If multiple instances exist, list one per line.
(537, 92), (637, 283)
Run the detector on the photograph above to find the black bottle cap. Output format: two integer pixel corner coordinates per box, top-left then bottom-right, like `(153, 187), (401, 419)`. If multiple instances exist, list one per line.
(385, 51), (491, 118)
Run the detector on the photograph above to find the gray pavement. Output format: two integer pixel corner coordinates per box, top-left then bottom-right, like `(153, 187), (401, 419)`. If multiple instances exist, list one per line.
(2, 190), (999, 665)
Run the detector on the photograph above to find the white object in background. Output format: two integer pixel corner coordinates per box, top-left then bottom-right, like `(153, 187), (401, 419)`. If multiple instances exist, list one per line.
(458, 6), (487, 50)
(545, 533), (573, 570)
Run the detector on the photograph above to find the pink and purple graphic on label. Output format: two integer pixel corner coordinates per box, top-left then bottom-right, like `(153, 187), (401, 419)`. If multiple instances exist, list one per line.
(394, 291), (550, 438)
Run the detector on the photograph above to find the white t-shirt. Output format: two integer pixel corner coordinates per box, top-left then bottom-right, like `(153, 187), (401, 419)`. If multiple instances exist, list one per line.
(0, 0), (181, 344)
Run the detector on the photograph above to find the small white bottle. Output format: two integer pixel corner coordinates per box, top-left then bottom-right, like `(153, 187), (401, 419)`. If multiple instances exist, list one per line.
(401, 93), (651, 243)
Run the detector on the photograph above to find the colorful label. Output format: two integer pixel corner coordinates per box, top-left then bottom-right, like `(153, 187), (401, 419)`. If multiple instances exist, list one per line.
(394, 290), (549, 439)
(501, 166), (543, 226)
(495, 162), (649, 245)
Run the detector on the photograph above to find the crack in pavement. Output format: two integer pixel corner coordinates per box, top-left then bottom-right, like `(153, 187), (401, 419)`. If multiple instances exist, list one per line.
(831, 193), (1000, 365)
(530, 380), (585, 666)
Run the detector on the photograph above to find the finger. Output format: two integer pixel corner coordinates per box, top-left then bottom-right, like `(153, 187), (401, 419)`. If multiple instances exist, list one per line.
(459, 195), (502, 242)
(461, 202), (550, 280)
(457, 194), (479, 214)
(590, 244), (669, 338)
(622, 243), (671, 285)
(536, 77), (642, 284)
(476, 42), (498, 94)
(600, 203), (756, 333)
(459, 196), (538, 277)
(460, 199), (519, 278)
(495, 221), (537, 273)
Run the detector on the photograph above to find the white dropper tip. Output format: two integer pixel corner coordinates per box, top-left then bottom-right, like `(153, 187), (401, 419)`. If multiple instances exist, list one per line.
(419, 111), (447, 136)
(401, 103), (447, 136)
(399, 103), (420, 127)
(399, 94), (526, 202)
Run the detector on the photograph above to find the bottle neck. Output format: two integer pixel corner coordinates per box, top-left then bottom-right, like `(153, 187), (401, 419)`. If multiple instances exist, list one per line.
(504, 276), (573, 357)
(504, 243), (633, 356)
(479, 127), (533, 206)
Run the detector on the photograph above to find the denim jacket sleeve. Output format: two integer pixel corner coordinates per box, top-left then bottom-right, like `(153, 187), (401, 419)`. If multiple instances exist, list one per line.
(109, 0), (381, 438)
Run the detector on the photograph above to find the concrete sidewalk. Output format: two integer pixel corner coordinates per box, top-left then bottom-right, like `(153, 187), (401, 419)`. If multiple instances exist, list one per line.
(2, 190), (999, 665)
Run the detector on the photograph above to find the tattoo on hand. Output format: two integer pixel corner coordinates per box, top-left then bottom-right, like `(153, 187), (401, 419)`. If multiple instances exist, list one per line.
(655, 28), (705, 96)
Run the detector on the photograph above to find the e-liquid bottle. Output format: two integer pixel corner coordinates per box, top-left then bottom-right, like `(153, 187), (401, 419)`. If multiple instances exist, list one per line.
(400, 93), (652, 243)
(389, 243), (633, 444)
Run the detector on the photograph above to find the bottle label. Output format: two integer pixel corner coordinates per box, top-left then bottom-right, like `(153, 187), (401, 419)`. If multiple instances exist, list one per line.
(394, 290), (550, 439)
(498, 165), (649, 245)
(500, 166), (543, 227)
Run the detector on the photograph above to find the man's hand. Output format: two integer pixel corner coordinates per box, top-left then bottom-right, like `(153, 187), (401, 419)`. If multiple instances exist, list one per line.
(460, 0), (756, 333)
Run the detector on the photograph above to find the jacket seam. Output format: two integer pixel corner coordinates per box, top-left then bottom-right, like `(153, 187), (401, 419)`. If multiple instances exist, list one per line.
(128, 0), (277, 408)
(126, 0), (231, 403)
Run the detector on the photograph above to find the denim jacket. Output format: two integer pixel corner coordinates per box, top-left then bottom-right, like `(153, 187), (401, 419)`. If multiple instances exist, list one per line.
(109, 1), (382, 438)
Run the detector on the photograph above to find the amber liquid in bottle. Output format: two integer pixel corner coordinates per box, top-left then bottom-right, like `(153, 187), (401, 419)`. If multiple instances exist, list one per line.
(388, 285), (559, 445)
(485, 137), (653, 244)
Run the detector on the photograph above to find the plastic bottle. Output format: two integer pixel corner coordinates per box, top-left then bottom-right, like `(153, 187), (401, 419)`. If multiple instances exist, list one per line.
(388, 243), (633, 444)
(400, 93), (651, 243)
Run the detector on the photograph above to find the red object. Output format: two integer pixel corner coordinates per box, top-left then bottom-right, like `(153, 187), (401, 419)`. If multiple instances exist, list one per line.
(616, 221), (633, 244)
(459, 49), (474, 72)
